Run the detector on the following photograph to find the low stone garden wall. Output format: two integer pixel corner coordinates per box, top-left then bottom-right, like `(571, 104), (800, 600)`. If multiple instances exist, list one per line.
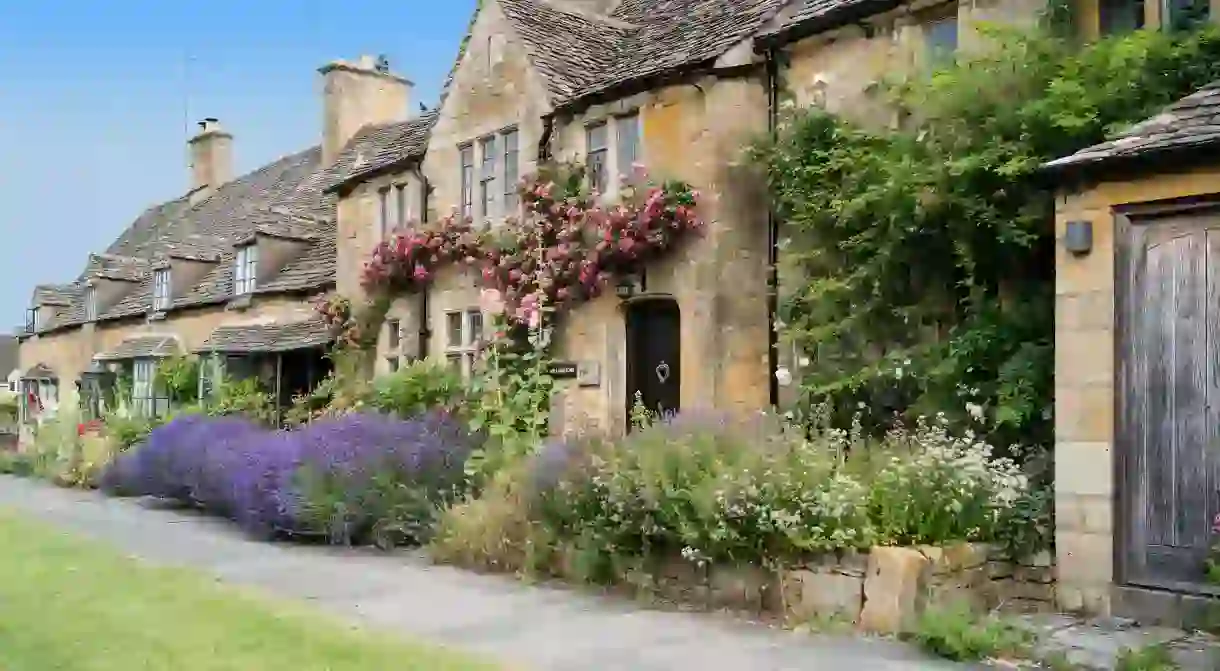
(634, 543), (1055, 634)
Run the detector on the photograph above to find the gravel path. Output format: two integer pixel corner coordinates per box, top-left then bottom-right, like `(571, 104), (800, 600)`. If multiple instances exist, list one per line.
(0, 475), (971, 671)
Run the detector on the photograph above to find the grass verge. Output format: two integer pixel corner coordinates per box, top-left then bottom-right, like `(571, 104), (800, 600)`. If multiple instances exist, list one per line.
(0, 509), (497, 671)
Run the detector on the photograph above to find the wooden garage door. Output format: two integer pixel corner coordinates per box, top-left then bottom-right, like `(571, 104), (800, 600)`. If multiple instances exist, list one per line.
(1119, 210), (1220, 592)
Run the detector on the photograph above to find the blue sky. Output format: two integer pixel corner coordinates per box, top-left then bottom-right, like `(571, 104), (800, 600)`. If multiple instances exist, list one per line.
(0, 0), (476, 328)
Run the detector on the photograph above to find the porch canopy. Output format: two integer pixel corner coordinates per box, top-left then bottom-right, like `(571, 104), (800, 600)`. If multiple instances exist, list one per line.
(21, 362), (57, 380)
(93, 334), (182, 361)
(196, 318), (333, 354)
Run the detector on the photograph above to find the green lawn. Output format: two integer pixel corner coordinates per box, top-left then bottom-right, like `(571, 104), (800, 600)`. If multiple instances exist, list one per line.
(0, 510), (498, 671)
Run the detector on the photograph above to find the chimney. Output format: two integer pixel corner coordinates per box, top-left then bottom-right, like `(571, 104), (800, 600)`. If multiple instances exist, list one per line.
(319, 54), (412, 164)
(188, 118), (233, 199)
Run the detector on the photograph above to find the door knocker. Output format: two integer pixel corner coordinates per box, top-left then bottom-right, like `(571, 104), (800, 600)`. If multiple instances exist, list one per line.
(655, 361), (671, 384)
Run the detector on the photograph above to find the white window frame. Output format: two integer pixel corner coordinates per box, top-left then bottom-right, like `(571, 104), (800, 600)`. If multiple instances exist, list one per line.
(377, 186), (391, 240)
(234, 244), (259, 295)
(85, 286), (98, 321)
(394, 183), (409, 229)
(479, 135), (498, 220)
(132, 358), (156, 417)
(503, 128), (519, 213)
(152, 268), (172, 311)
(586, 122), (609, 195)
(459, 144), (475, 219)
(614, 113), (640, 187)
(444, 309), (484, 380)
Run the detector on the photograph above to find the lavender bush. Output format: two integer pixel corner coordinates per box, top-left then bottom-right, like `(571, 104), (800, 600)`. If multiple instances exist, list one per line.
(101, 411), (477, 547)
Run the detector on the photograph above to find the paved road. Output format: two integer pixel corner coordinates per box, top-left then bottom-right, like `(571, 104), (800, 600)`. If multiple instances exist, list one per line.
(0, 476), (971, 671)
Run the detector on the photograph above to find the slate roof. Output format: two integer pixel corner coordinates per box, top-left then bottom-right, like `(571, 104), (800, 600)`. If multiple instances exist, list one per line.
(499, 0), (785, 107)
(754, 0), (902, 46)
(29, 145), (338, 335)
(94, 335), (182, 361)
(324, 111), (438, 193)
(196, 318), (334, 353)
(1043, 81), (1220, 174)
(22, 363), (56, 379)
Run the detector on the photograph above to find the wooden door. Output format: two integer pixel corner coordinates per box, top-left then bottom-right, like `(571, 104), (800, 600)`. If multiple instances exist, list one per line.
(1120, 211), (1220, 592)
(625, 298), (681, 426)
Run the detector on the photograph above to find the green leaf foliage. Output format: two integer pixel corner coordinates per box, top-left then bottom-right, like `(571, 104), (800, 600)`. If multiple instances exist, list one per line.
(757, 24), (1220, 451)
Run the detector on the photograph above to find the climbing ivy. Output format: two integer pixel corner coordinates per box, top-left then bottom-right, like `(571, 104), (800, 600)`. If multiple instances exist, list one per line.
(756, 24), (1220, 451)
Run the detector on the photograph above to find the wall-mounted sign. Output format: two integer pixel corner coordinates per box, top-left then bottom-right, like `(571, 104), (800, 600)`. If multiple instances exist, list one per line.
(546, 362), (579, 379)
(577, 361), (601, 388)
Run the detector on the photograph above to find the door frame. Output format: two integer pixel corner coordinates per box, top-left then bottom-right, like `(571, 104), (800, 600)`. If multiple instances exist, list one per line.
(621, 294), (681, 429)
(1113, 193), (1220, 594)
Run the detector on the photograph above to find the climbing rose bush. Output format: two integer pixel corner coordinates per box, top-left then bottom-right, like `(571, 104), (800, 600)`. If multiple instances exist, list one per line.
(101, 412), (478, 546)
(357, 167), (703, 327)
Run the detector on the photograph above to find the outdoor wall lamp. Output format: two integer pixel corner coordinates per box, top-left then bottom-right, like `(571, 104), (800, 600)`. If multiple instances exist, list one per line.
(1064, 220), (1093, 257)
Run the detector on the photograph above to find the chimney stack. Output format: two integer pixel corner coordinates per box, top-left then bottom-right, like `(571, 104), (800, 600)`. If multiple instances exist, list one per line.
(319, 55), (412, 165)
(188, 118), (233, 200)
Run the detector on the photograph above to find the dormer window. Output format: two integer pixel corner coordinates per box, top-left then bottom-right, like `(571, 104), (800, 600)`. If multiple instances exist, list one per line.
(85, 286), (97, 321)
(25, 308), (37, 332)
(234, 244), (259, 295)
(152, 269), (172, 311)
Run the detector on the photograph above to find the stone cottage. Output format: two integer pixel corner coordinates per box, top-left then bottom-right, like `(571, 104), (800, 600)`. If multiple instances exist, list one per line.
(16, 55), (433, 424)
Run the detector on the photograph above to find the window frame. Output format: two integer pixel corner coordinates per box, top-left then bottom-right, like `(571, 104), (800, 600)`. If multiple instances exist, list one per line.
(132, 358), (156, 417)
(479, 135), (499, 220)
(503, 128), (520, 213)
(443, 308), (485, 380)
(394, 183), (409, 230)
(615, 113), (640, 186)
(921, 6), (959, 63)
(377, 186), (391, 240)
(234, 244), (259, 295)
(586, 122), (609, 195)
(152, 268), (172, 311)
(459, 144), (475, 219)
(387, 318), (401, 350)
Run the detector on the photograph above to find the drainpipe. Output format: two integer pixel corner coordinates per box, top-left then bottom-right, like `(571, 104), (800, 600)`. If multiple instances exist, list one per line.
(414, 167), (431, 361)
(765, 48), (781, 409)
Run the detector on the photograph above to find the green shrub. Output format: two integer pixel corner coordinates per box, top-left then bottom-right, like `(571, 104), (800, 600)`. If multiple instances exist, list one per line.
(368, 360), (469, 419)
(907, 603), (1032, 662)
(207, 377), (275, 426)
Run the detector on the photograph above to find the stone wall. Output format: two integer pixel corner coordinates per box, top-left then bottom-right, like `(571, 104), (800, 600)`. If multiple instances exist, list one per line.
(620, 544), (1055, 634)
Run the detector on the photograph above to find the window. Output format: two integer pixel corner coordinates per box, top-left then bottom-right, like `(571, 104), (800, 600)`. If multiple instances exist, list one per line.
(377, 187), (391, 239)
(459, 145), (475, 219)
(198, 355), (222, 400)
(132, 358), (156, 417)
(387, 318), (401, 350)
(586, 122), (609, 194)
(925, 15), (958, 62)
(234, 244), (258, 294)
(1099, 0), (1145, 34)
(503, 129), (519, 212)
(480, 135), (498, 220)
(444, 309), (484, 379)
(386, 356), (400, 373)
(152, 268), (172, 311)
(1164, 0), (1209, 31)
(84, 286), (97, 321)
(616, 113), (640, 184)
(395, 183), (409, 229)
(25, 308), (36, 332)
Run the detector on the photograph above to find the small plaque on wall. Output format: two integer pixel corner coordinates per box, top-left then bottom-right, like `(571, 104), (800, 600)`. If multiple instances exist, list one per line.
(546, 362), (579, 379)
(577, 361), (601, 387)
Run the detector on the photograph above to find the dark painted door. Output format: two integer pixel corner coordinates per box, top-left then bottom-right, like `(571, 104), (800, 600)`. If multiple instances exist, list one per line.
(625, 298), (681, 425)
(1120, 212), (1220, 593)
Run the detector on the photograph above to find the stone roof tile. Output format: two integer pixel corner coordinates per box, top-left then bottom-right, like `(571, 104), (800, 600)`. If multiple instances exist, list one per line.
(196, 318), (333, 353)
(323, 111), (437, 193)
(94, 335), (182, 361)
